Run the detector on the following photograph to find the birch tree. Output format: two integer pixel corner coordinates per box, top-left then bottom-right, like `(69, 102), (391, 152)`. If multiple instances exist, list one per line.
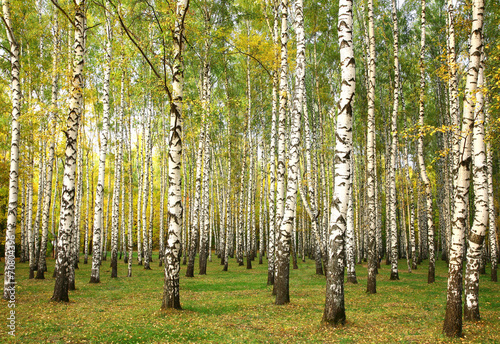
(51, 0), (85, 302)
(443, 0), (484, 335)
(323, 0), (355, 324)
(110, 73), (124, 278)
(486, 102), (497, 282)
(162, 0), (190, 310)
(416, 0), (436, 284)
(90, 9), (112, 284)
(2, 0), (21, 301)
(464, 53), (487, 321)
(388, 0), (400, 281)
(275, 0), (301, 305)
(366, 0), (377, 295)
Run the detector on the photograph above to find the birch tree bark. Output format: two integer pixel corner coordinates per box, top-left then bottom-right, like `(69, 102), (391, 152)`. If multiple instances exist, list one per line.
(323, 0), (355, 324)
(127, 114), (134, 277)
(20, 180), (26, 264)
(486, 103), (497, 282)
(346, 158), (357, 284)
(162, 0), (189, 310)
(199, 59), (211, 275)
(34, 134), (46, 275)
(90, 9), (111, 283)
(267, 0), (279, 285)
(416, 0), (436, 283)
(464, 53), (487, 321)
(223, 111), (231, 271)
(83, 150), (90, 264)
(142, 108), (152, 270)
(51, 0), (85, 302)
(443, 0), (484, 335)
(366, 0), (377, 294)
(186, 115), (205, 276)
(110, 72), (124, 278)
(36, 26), (58, 276)
(2, 0), (21, 300)
(275, 0), (300, 305)
(388, 0), (400, 281)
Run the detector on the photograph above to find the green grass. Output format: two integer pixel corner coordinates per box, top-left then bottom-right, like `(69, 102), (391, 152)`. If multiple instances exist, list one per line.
(1, 253), (499, 343)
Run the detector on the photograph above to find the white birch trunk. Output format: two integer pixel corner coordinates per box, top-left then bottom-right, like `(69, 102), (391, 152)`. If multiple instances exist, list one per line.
(464, 54), (487, 321)
(443, 0), (484, 336)
(90, 11), (111, 283)
(127, 115), (134, 277)
(486, 101), (498, 282)
(416, 0), (436, 283)
(51, 0), (85, 302)
(84, 150), (90, 264)
(2, 0), (21, 297)
(275, 0), (299, 305)
(162, 0), (189, 310)
(366, 0), (377, 294)
(323, 0), (355, 323)
(142, 108), (152, 270)
(267, 1), (279, 285)
(110, 73), (124, 278)
(388, 0), (400, 281)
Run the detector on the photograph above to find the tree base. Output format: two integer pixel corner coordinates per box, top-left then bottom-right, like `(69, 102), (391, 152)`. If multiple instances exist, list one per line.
(347, 275), (358, 284)
(322, 309), (346, 327)
(464, 304), (480, 322)
(491, 267), (497, 282)
(428, 266), (435, 284)
(390, 271), (399, 280)
(267, 271), (274, 286)
(185, 265), (194, 277)
(89, 276), (100, 284)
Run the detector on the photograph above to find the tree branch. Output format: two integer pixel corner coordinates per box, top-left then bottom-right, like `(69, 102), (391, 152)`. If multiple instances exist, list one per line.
(108, 0), (173, 101)
(50, 0), (78, 30)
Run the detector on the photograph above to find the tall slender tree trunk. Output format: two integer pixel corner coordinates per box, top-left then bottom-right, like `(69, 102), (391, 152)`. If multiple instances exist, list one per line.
(223, 111), (231, 271)
(366, 0), (377, 295)
(186, 116), (205, 277)
(2, 0), (21, 300)
(486, 100), (498, 282)
(346, 158), (357, 284)
(127, 114), (134, 277)
(464, 53), (487, 321)
(275, 0), (303, 305)
(20, 180), (26, 264)
(416, 0), (435, 283)
(199, 58), (212, 275)
(110, 72), (124, 278)
(389, 0), (400, 281)
(267, 1), (279, 285)
(323, 0), (355, 324)
(162, 0), (189, 310)
(89, 9), (111, 284)
(51, 156), (60, 258)
(51, 0), (85, 302)
(142, 108), (152, 270)
(443, 0), (484, 336)
(274, 0), (289, 300)
(84, 150), (90, 264)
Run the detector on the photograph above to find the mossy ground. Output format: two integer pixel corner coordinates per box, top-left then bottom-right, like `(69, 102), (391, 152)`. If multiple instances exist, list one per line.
(1, 253), (499, 343)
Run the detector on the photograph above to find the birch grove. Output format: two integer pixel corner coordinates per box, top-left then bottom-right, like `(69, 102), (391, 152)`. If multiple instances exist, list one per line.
(1, 0), (499, 340)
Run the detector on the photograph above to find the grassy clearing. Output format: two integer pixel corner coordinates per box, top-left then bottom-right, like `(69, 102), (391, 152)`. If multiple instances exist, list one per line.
(1, 253), (499, 343)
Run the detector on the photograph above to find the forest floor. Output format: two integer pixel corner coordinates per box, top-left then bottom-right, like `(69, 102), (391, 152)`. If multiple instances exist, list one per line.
(1, 253), (499, 343)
